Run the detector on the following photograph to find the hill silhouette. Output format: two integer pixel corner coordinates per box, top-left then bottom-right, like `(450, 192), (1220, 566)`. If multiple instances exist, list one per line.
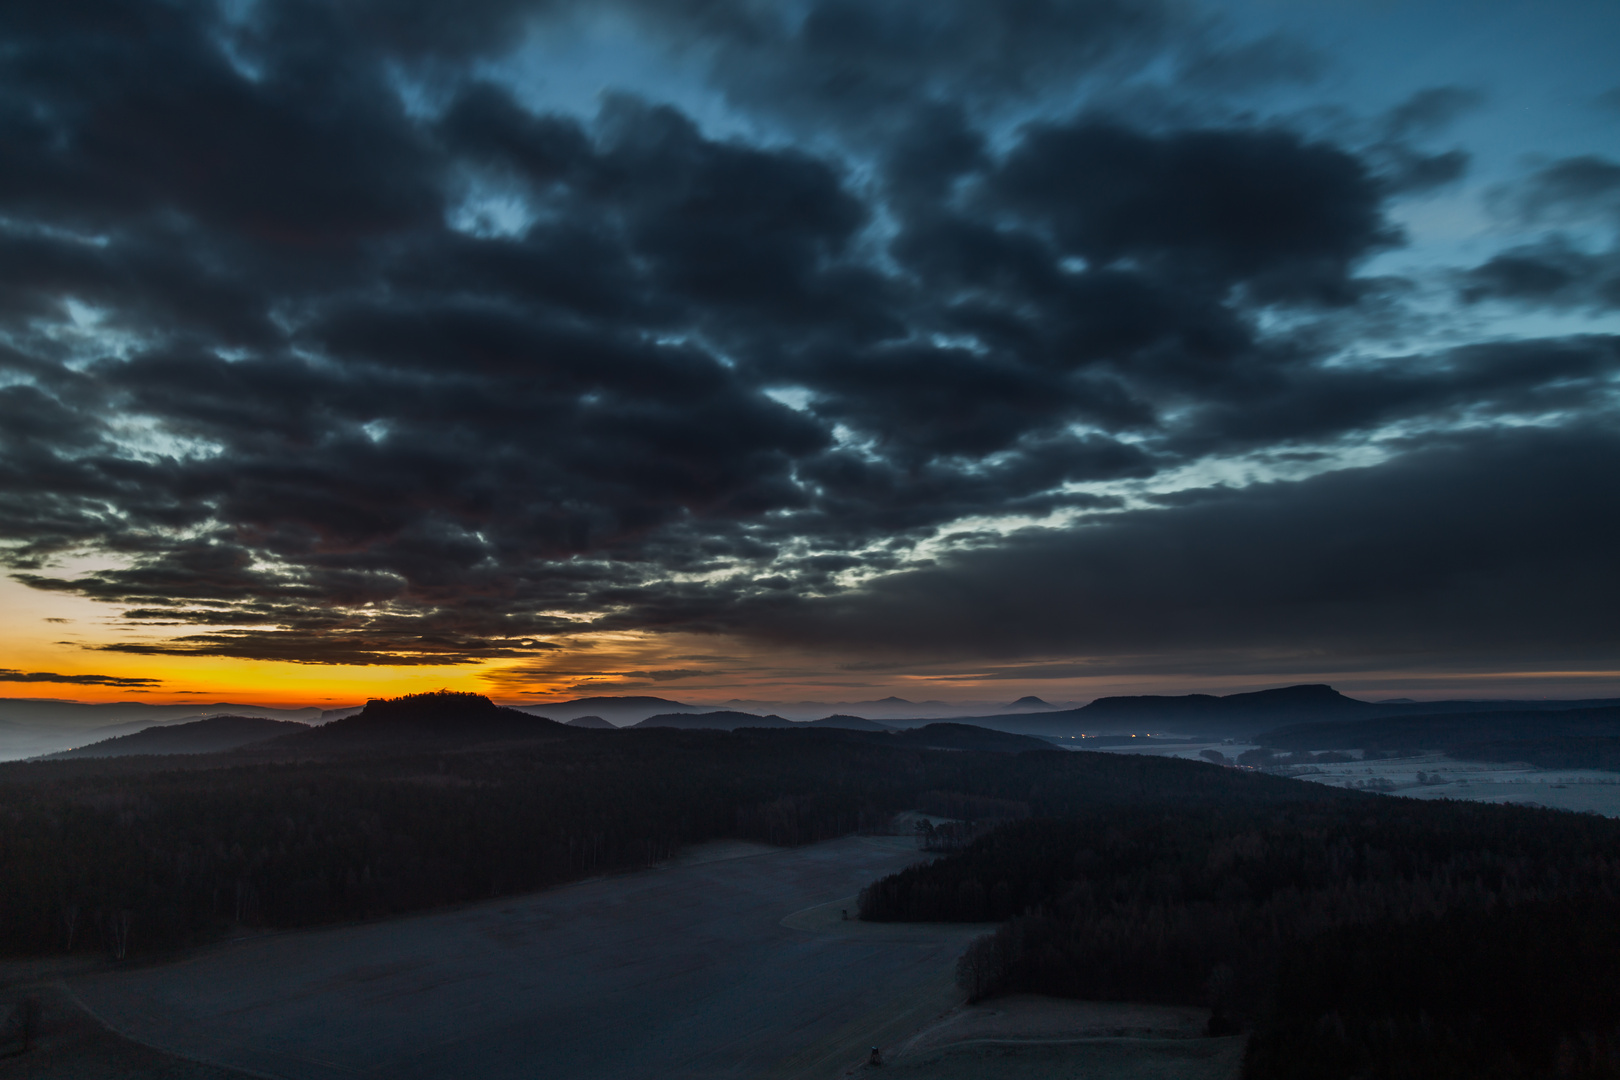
(803, 714), (893, 732)
(0, 698), (322, 759)
(887, 723), (1051, 753)
(290, 691), (566, 746)
(1001, 696), (1060, 712)
(1083, 684), (1372, 725)
(631, 711), (794, 731)
(565, 715), (617, 729)
(946, 685), (1387, 738)
(514, 695), (702, 724)
(40, 715), (308, 759)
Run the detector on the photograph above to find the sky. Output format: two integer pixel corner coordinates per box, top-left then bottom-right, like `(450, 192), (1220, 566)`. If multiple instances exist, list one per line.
(1, 0), (1617, 709)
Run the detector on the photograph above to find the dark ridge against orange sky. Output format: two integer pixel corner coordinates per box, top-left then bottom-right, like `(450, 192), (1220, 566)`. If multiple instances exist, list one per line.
(2, 0), (1617, 709)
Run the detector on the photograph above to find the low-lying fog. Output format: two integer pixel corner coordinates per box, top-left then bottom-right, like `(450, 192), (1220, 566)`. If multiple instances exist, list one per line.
(1086, 741), (1620, 818)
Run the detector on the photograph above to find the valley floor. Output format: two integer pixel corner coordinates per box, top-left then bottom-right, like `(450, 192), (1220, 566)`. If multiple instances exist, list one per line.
(1096, 742), (1620, 817)
(65, 835), (983, 1080)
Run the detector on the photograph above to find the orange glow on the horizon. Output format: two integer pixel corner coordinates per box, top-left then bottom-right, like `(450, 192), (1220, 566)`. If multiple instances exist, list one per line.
(6, 576), (1620, 709)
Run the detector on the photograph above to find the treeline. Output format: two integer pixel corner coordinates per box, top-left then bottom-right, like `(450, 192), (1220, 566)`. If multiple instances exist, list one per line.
(859, 802), (1620, 1077)
(1257, 706), (1620, 753)
(1248, 899), (1620, 1079)
(0, 725), (1338, 959)
(0, 728), (901, 956)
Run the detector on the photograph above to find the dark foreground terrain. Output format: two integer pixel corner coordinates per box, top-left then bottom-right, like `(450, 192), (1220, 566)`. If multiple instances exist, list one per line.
(7, 692), (1620, 1078)
(69, 836), (980, 1080)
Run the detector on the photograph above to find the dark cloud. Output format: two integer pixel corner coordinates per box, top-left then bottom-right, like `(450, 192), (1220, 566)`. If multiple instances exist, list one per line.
(986, 120), (1393, 303)
(1351, 87), (1485, 195)
(727, 423), (1620, 672)
(0, 669), (161, 687)
(0, 0), (1609, 678)
(679, 0), (1182, 136)
(1462, 155), (1620, 311)
(1496, 155), (1620, 224)
(1461, 241), (1620, 311)
(1382, 87), (1484, 143)
(1174, 33), (1324, 94)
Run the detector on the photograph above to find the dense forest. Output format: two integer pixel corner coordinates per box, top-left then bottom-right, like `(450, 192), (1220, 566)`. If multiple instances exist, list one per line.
(859, 803), (1620, 1078)
(0, 692), (1340, 959)
(11, 690), (1619, 1074)
(1256, 706), (1620, 752)
(1449, 735), (1620, 772)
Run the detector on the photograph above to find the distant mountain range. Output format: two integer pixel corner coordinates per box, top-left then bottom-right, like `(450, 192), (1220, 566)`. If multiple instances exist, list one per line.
(711, 695), (1075, 721)
(516, 694), (1075, 725)
(17, 693), (1050, 760)
(627, 711), (1046, 752)
(904, 685), (1620, 740)
(514, 696), (707, 726)
(10, 685), (1619, 760)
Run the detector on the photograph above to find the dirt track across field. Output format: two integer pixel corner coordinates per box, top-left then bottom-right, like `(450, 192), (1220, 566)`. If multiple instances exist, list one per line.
(70, 835), (985, 1080)
(874, 994), (1244, 1080)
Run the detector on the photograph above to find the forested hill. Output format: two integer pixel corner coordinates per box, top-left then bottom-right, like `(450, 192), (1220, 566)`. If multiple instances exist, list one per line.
(631, 711), (795, 730)
(935, 685), (1620, 739)
(280, 690), (568, 747)
(886, 724), (1050, 753)
(802, 715), (893, 731)
(0, 717), (1347, 958)
(564, 715), (616, 729)
(860, 800), (1620, 1078)
(941, 684), (1372, 738)
(515, 696), (701, 725)
(40, 715), (307, 759)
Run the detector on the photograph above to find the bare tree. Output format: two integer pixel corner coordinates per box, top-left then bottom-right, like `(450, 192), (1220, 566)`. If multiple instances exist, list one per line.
(110, 910), (131, 961)
(18, 997), (40, 1052)
(62, 904), (78, 953)
(3, 995), (43, 1054)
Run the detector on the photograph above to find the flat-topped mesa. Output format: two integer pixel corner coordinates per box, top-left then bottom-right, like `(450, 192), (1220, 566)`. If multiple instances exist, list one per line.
(1083, 684), (1370, 719)
(302, 691), (564, 743)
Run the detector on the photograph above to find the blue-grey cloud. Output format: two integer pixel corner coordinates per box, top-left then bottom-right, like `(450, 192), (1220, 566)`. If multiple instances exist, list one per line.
(0, 0), (1612, 676)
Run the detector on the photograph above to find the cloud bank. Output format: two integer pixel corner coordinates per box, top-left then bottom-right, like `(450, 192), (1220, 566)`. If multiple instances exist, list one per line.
(0, 0), (1614, 687)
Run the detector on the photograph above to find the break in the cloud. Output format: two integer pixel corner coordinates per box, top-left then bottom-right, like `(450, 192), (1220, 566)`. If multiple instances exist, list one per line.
(0, 0), (1616, 695)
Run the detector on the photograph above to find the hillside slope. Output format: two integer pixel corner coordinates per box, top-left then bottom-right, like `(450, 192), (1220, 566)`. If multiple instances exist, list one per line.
(42, 716), (309, 759)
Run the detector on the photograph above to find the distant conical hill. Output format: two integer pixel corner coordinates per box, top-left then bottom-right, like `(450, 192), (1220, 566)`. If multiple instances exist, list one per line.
(565, 715), (616, 729)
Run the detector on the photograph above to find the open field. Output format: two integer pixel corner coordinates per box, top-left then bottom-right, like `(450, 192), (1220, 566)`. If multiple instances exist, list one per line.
(1094, 742), (1620, 816)
(68, 835), (987, 1080)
